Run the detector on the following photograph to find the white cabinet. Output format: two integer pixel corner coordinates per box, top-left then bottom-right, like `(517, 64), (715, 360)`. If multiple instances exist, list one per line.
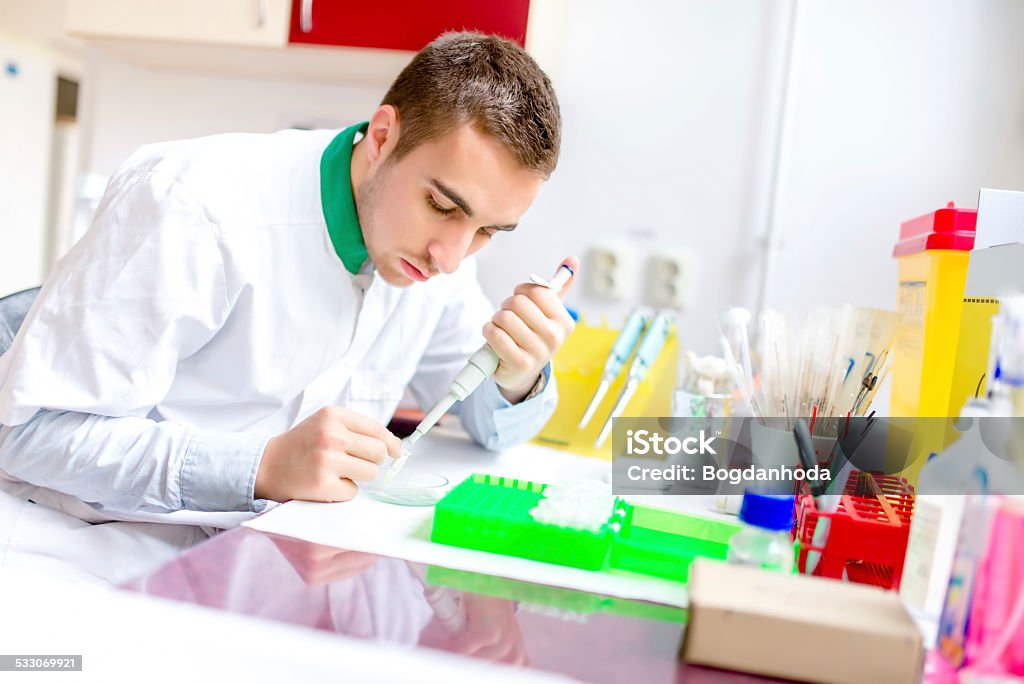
(66, 0), (291, 48)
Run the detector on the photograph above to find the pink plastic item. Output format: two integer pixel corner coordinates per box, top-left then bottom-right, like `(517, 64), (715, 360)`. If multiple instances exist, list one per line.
(964, 501), (1024, 677)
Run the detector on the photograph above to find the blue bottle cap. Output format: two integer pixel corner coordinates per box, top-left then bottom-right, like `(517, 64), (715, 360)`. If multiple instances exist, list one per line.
(739, 491), (795, 532)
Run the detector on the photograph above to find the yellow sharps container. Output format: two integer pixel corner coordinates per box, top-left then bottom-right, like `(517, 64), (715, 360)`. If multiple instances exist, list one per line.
(891, 202), (977, 419)
(890, 202), (977, 484)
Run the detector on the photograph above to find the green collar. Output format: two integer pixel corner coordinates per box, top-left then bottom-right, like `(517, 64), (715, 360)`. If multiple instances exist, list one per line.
(320, 121), (369, 275)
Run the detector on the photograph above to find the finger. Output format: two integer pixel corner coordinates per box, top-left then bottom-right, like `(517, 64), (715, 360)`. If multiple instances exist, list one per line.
(556, 256), (579, 300)
(336, 410), (403, 459)
(491, 309), (546, 359)
(503, 293), (562, 350)
(511, 284), (575, 332)
(483, 322), (529, 368)
(334, 453), (380, 483)
(503, 292), (549, 334)
(338, 430), (390, 465)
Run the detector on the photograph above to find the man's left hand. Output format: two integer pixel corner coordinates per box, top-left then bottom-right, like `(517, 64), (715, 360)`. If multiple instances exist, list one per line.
(483, 256), (579, 403)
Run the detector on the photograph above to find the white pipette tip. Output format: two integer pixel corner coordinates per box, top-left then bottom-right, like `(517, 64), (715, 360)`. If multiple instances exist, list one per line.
(594, 381), (634, 448)
(579, 378), (610, 428)
(383, 446), (412, 486)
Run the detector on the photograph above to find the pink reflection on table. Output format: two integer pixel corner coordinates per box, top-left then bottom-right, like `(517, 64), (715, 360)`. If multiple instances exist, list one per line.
(123, 526), (788, 683)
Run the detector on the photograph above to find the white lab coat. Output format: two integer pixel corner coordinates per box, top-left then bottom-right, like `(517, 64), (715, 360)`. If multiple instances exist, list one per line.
(0, 129), (557, 584)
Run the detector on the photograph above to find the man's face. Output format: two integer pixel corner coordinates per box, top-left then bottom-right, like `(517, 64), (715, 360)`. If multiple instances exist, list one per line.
(355, 123), (545, 287)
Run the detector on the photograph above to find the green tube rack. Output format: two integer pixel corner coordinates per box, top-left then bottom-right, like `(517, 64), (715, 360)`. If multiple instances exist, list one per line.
(430, 473), (742, 583)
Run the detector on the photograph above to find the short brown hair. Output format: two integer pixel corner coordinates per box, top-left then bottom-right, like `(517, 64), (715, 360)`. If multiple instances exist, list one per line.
(382, 32), (561, 178)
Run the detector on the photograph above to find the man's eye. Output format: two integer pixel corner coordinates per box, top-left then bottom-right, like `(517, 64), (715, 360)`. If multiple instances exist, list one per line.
(477, 227), (497, 238)
(427, 195), (457, 216)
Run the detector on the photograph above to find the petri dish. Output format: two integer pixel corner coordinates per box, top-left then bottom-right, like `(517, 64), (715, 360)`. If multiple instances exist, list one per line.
(365, 470), (450, 507)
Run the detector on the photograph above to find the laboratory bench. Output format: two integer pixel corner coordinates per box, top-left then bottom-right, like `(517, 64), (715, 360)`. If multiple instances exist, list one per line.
(122, 524), (784, 683)
(115, 430), (950, 683)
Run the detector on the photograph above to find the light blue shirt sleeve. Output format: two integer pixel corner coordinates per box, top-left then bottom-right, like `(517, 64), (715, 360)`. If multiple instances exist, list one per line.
(184, 429), (272, 513)
(0, 409), (270, 514)
(454, 362), (558, 451)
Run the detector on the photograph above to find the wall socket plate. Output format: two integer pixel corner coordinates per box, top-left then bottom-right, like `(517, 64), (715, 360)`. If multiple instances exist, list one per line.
(586, 242), (631, 301)
(646, 249), (693, 309)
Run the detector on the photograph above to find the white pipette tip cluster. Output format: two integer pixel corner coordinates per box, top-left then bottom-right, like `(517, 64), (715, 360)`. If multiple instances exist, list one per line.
(679, 351), (735, 396)
(724, 307), (752, 328)
(528, 479), (618, 533)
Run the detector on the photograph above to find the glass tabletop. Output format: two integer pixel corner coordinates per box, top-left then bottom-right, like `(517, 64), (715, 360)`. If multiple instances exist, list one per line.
(122, 526), (785, 683)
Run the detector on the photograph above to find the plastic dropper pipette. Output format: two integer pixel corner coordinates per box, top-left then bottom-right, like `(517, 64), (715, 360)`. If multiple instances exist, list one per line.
(384, 262), (575, 484)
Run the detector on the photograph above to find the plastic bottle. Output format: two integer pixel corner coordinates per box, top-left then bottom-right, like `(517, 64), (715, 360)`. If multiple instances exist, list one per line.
(727, 491), (795, 572)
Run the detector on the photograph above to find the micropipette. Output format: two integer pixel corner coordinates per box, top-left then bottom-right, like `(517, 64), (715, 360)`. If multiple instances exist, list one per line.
(384, 262), (575, 484)
(594, 311), (673, 448)
(578, 307), (652, 429)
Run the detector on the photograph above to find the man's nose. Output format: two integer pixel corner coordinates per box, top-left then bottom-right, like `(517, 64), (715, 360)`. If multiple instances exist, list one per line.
(427, 226), (476, 275)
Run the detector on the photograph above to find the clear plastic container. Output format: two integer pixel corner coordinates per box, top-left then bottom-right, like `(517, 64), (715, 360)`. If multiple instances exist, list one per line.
(727, 491), (795, 573)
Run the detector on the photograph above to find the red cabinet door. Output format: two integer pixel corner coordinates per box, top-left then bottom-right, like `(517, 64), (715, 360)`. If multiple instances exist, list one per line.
(289, 0), (530, 51)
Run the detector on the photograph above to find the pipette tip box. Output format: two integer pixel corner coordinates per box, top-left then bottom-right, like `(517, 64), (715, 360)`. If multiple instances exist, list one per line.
(430, 473), (741, 581)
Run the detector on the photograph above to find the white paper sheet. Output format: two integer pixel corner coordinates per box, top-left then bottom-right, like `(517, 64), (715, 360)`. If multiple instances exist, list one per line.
(244, 430), (728, 608)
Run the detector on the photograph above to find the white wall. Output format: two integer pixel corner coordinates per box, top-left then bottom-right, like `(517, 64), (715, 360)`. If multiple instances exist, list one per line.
(477, 0), (787, 355)
(763, 0), (1024, 318)
(478, 0), (1024, 356)
(73, 1), (785, 358)
(71, 0), (1024, 358)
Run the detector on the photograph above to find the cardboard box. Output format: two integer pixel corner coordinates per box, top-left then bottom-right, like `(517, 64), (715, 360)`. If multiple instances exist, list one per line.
(681, 559), (924, 684)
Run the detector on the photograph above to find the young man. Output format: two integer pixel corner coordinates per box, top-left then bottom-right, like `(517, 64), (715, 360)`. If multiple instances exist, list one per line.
(0, 33), (574, 575)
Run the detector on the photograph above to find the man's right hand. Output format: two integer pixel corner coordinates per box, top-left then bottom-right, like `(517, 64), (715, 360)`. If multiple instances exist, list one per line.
(254, 406), (403, 503)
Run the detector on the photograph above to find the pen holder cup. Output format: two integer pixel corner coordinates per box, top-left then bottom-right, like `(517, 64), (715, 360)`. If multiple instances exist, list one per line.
(532, 316), (679, 460)
(749, 420), (837, 474)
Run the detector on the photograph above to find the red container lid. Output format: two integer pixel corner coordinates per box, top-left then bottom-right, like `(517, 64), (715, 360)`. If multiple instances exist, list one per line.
(892, 201), (977, 257)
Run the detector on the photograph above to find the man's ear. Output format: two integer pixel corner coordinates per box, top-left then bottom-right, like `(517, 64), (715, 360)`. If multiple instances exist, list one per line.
(364, 105), (399, 168)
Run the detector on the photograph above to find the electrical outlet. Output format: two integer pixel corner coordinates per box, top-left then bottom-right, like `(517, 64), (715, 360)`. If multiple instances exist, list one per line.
(646, 250), (693, 309)
(586, 242), (630, 301)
